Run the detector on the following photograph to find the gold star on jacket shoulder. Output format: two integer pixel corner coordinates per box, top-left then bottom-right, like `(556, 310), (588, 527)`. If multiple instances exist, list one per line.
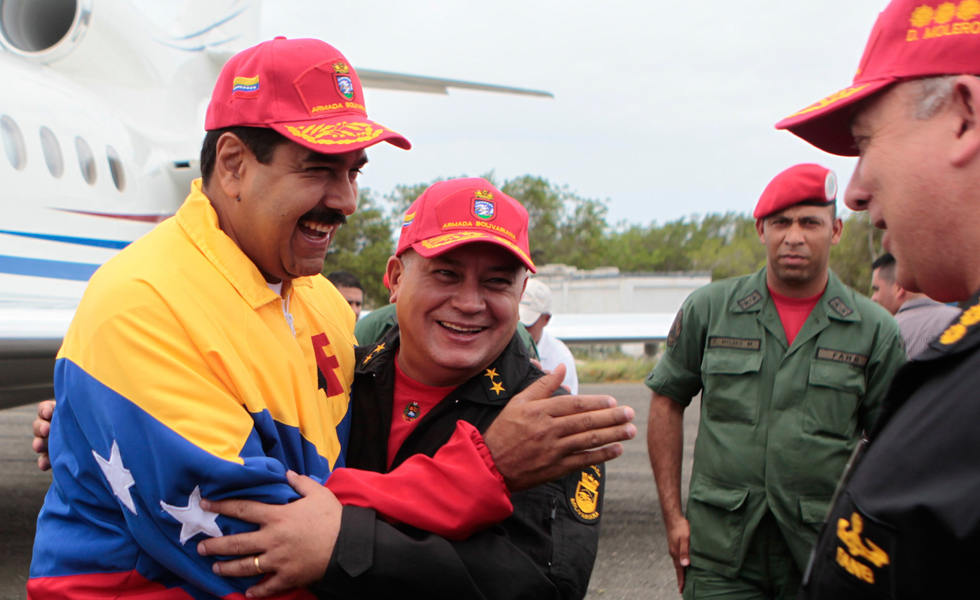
(363, 343), (385, 365)
(485, 368), (505, 395)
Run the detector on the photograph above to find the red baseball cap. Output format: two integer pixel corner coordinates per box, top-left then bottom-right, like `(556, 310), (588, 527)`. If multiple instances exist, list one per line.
(205, 37), (410, 153)
(396, 178), (536, 273)
(776, 0), (980, 156)
(754, 164), (838, 219)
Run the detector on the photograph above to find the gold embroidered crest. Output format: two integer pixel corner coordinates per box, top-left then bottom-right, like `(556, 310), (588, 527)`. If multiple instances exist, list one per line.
(835, 512), (890, 584)
(567, 465), (603, 524)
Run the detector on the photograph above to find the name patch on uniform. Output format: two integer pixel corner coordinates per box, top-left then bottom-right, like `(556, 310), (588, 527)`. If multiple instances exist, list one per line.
(738, 291), (763, 310)
(708, 337), (761, 351)
(566, 464), (603, 524)
(828, 297), (854, 318)
(816, 348), (868, 367)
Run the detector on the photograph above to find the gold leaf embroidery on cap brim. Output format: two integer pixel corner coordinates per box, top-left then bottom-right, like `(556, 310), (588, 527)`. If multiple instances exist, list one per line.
(285, 122), (385, 145)
(420, 231), (532, 265)
(785, 85), (870, 119)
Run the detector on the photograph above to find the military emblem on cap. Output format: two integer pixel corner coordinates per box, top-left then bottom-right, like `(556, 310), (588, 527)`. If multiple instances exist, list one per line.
(472, 190), (496, 221)
(825, 170), (838, 201)
(332, 61), (355, 100)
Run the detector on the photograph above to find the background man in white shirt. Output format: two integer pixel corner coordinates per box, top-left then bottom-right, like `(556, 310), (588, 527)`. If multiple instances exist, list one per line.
(520, 278), (579, 394)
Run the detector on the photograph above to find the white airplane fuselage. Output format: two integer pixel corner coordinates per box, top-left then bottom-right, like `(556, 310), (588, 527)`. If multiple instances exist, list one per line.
(0, 0), (253, 408)
(0, 0), (553, 409)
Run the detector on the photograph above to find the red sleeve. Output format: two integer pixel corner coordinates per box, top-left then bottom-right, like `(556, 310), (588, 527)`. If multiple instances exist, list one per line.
(324, 420), (512, 541)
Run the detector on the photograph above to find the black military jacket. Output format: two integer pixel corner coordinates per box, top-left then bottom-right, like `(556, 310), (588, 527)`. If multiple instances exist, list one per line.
(800, 297), (980, 599)
(313, 325), (603, 600)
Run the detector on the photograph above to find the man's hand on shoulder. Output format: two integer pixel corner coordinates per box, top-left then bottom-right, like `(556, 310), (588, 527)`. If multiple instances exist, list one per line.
(483, 364), (636, 492)
(197, 471), (342, 598)
(32, 400), (56, 471)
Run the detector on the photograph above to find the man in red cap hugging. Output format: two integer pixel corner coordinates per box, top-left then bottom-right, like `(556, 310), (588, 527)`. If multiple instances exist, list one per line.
(28, 38), (634, 599)
(646, 164), (905, 599)
(777, 0), (980, 596)
(197, 178), (617, 599)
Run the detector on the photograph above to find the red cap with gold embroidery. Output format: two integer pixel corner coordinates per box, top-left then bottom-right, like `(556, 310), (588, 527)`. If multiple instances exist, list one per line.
(776, 0), (980, 156)
(753, 164), (838, 219)
(205, 37), (410, 153)
(396, 178), (536, 273)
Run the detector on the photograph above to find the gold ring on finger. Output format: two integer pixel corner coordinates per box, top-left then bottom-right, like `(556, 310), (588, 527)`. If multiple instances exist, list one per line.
(254, 555), (264, 574)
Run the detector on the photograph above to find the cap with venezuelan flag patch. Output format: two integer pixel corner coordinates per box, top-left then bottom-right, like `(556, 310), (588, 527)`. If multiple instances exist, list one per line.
(205, 37), (410, 153)
(776, 0), (980, 156)
(396, 178), (536, 273)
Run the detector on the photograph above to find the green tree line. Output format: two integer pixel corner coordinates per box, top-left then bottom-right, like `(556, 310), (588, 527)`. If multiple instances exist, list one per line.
(323, 175), (884, 308)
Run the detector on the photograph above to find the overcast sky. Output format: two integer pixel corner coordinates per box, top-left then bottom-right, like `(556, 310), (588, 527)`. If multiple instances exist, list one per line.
(164, 1), (888, 226)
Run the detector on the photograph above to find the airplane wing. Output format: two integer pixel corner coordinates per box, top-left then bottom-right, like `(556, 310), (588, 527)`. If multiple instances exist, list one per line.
(356, 69), (553, 98)
(546, 313), (677, 345)
(0, 299), (75, 409)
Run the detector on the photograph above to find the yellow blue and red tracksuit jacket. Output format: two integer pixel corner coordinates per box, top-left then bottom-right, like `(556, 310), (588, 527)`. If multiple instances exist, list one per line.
(29, 180), (356, 599)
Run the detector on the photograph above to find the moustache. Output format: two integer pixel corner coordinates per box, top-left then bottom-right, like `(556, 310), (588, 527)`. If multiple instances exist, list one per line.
(301, 207), (347, 227)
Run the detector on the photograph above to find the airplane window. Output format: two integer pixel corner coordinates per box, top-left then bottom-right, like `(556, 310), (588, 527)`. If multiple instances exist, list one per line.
(75, 136), (96, 185)
(1, 115), (26, 171)
(39, 126), (63, 178)
(107, 145), (125, 192)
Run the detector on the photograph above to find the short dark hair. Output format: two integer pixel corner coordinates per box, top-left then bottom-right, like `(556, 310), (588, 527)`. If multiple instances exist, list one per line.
(327, 271), (363, 291)
(199, 126), (288, 187)
(872, 252), (896, 281)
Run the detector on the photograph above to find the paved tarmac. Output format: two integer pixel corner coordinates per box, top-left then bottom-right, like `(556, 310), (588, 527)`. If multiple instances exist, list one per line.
(0, 382), (700, 599)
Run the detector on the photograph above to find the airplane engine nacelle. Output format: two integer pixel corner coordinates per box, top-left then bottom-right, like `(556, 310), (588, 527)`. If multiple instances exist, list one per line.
(0, 0), (91, 63)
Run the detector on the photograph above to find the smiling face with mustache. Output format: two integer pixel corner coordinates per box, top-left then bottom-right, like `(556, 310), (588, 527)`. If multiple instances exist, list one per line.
(756, 204), (843, 298)
(209, 133), (365, 283)
(388, 244), (528, 388)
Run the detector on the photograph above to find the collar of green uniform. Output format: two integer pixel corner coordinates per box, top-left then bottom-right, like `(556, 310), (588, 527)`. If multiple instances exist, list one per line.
(730, 268), (861, 322)
(354, 324), (533, 405)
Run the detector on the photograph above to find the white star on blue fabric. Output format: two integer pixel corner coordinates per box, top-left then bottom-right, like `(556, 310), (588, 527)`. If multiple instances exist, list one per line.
(93, 440), (137, 515)
(160, 486), (224, 545)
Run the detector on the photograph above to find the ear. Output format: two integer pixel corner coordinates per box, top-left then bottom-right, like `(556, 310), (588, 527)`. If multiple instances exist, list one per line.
(948, 75), (980, 167)
(893, 282), (907, 304)
(755, 218), (766, 243)
(520, 272), (529, 296)
(386, 255), (405, 304)
(830, 217), (844, 245)
(541, 313), (552, 326)
(214, 133), (249, 200)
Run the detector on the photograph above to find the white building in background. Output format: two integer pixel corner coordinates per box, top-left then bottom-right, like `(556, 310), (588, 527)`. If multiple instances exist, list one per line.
(530, 265), (711, 355)
(533, 264), (710, 314)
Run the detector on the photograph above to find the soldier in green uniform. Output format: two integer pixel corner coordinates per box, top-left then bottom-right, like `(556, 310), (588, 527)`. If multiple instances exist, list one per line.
(645, 164), (906, 600)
